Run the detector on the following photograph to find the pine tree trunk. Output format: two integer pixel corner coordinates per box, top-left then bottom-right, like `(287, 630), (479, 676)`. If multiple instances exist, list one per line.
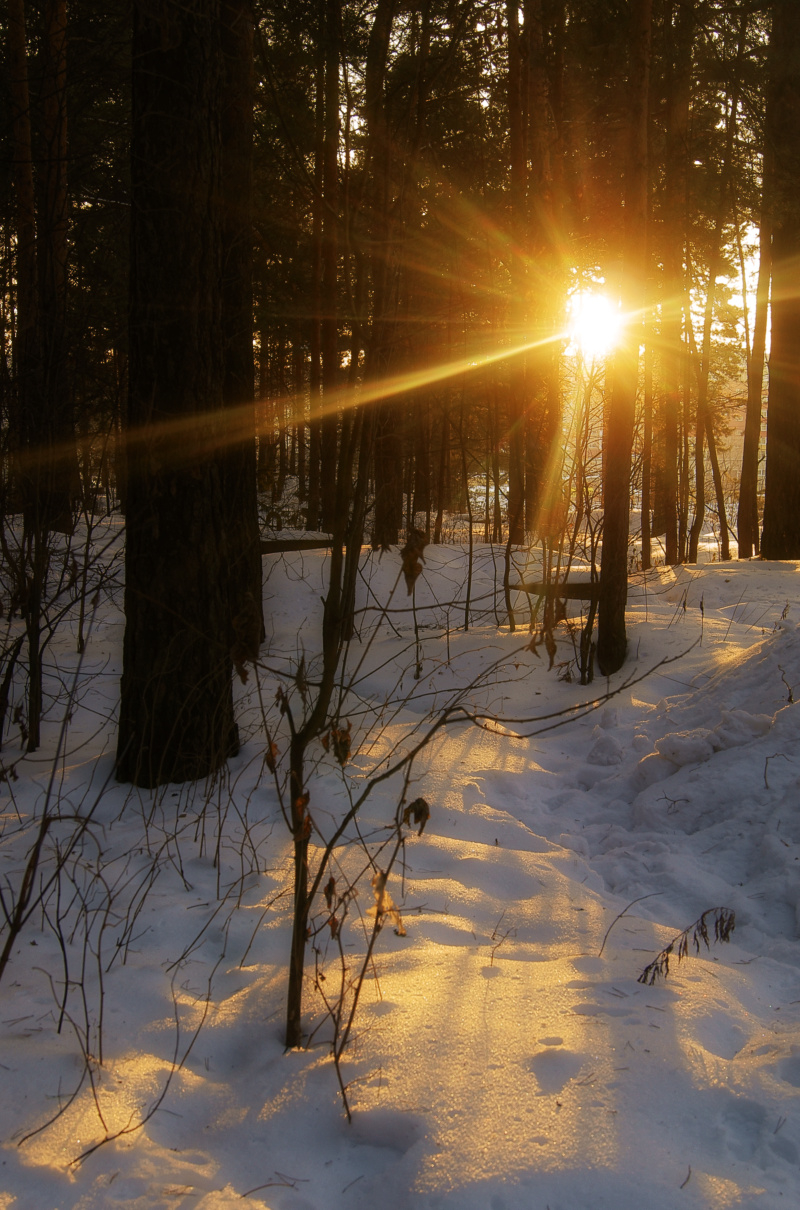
(762, 1), (800, 558)
(597, 0), (651, 675)
(506, 0), (526, 546)
(118, 0), (237, 788)
(660, 0), (692, 566)
(365, 0), (401, 548)
(306, 45), (324, 532)
(320, 0), (340, 532)
(39, 0), (75, 534)
(220, 0), (263, 657)
(738, 156), (772, 558)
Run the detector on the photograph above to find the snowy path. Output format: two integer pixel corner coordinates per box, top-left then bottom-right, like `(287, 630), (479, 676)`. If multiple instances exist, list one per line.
(2, 554), (800, 1208)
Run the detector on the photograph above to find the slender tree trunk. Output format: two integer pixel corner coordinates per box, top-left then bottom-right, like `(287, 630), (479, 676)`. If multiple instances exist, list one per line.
(506, 0), (526, 545)
(220, 0), (263, 657)
(307, 45), (324, 532)
(39, 0), (74, 534)
(320, 0), (340, 531)
(7, 0), (38, 477)
(365, 0), (400, 548)
(688, 387), (705, 562)
(738, 158), (772, 558)
(7, 0), (44, 749)
(661, 0), (692, 565)
(641, 325), (653, 570)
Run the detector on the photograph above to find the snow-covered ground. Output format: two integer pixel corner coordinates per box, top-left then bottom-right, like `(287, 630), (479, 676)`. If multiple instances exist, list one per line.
(2, 536), (800, 1209)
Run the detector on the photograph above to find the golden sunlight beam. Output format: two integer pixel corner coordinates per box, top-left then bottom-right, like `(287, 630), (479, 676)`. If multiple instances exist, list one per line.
(567, 292), (623, 362)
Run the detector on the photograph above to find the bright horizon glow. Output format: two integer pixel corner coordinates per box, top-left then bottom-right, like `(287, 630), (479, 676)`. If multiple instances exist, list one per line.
(567, 292), (623, 362)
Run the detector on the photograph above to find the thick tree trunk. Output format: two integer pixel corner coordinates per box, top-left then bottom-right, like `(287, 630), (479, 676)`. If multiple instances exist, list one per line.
(597, 0), (651, 675)
(762, 1), (800, 558)
(117, 0), (237, 788)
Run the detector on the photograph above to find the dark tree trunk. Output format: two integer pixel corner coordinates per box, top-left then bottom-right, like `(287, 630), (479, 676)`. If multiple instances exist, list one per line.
(738, 168), (771, 559)
(641, 323), (653, 570)
(306, 43), (324, 532)
(117, 0), (237, 788)
(7, 0), (38, 475)
(365, 0), (401, 548)
(597, 0), (651, 675)
(660, 0), (692, 566)
(762, 1), (800, 558)
(760, 5), (798, 556)
(320, 0), (340, 531)
(38, 0), (75, 534)
(220, 0), (263, 657)
(506, 0), (526, 545)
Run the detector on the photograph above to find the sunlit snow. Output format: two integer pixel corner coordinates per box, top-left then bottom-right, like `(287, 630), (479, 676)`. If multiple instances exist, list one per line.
(2, 530), (800, 1210)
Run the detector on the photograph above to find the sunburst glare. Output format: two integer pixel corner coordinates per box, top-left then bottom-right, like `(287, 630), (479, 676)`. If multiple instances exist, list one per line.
(567, 291), (623, 361)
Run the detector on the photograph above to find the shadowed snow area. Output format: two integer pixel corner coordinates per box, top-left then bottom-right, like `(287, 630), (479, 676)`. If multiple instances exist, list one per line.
(2, 544), (800, 1209)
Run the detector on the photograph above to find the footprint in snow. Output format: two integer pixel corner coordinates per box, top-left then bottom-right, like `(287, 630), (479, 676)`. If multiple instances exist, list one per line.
(526, 1046), (585, 1094)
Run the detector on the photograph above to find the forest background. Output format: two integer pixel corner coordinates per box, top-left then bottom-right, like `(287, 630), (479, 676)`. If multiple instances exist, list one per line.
(3, 0), (800, 1200)
(3, 0), (798, 748)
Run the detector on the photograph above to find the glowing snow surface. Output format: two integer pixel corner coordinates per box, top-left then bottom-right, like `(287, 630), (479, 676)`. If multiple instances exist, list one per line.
(2, 537), (800, 1209)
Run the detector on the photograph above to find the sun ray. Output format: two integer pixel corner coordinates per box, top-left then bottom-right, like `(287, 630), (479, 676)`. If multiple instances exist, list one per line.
(567, 292), (623, 362)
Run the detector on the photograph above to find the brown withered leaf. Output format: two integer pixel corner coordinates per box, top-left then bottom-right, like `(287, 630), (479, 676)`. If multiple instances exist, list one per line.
(331, 721), (351, 766)
(265, 741), (279, 774)
(400, 528), (428, 595)
(327, 915), (340, 939)
(403, 797), (430, 836)
(369, 871), (406, 936)
(324, 875), (336, 910)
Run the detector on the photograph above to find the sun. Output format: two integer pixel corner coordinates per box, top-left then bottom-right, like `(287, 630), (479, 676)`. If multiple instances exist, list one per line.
(567, 292), (623, 361)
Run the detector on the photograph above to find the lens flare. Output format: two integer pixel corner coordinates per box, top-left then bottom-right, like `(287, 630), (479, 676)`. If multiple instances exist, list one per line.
(567, 292), (623, 361)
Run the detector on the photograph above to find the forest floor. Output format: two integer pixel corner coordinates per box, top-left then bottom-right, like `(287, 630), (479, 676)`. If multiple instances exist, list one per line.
(2, 530), (800, 1209)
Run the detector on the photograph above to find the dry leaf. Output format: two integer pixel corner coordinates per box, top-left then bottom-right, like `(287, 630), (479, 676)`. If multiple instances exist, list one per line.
(400, 528), (428, 595)
(403, 797), (430, 835)
(369, 871), (406, 936)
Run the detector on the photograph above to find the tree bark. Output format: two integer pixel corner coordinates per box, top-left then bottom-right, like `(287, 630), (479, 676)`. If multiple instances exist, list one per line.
(220, 0), (264, 659)
(506, 0), (526, 545)
(320, 0), (340, 532)
(36, 0), (75, 533)
(737, 168), (771, 559)
(365, 0), (401, 548)
(7, 0), (39, 503)
(118, 0), (237, 787)
(660, 0), (692, 565)
(597, 0), (651, 675)
(762, 0), (800, 558)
